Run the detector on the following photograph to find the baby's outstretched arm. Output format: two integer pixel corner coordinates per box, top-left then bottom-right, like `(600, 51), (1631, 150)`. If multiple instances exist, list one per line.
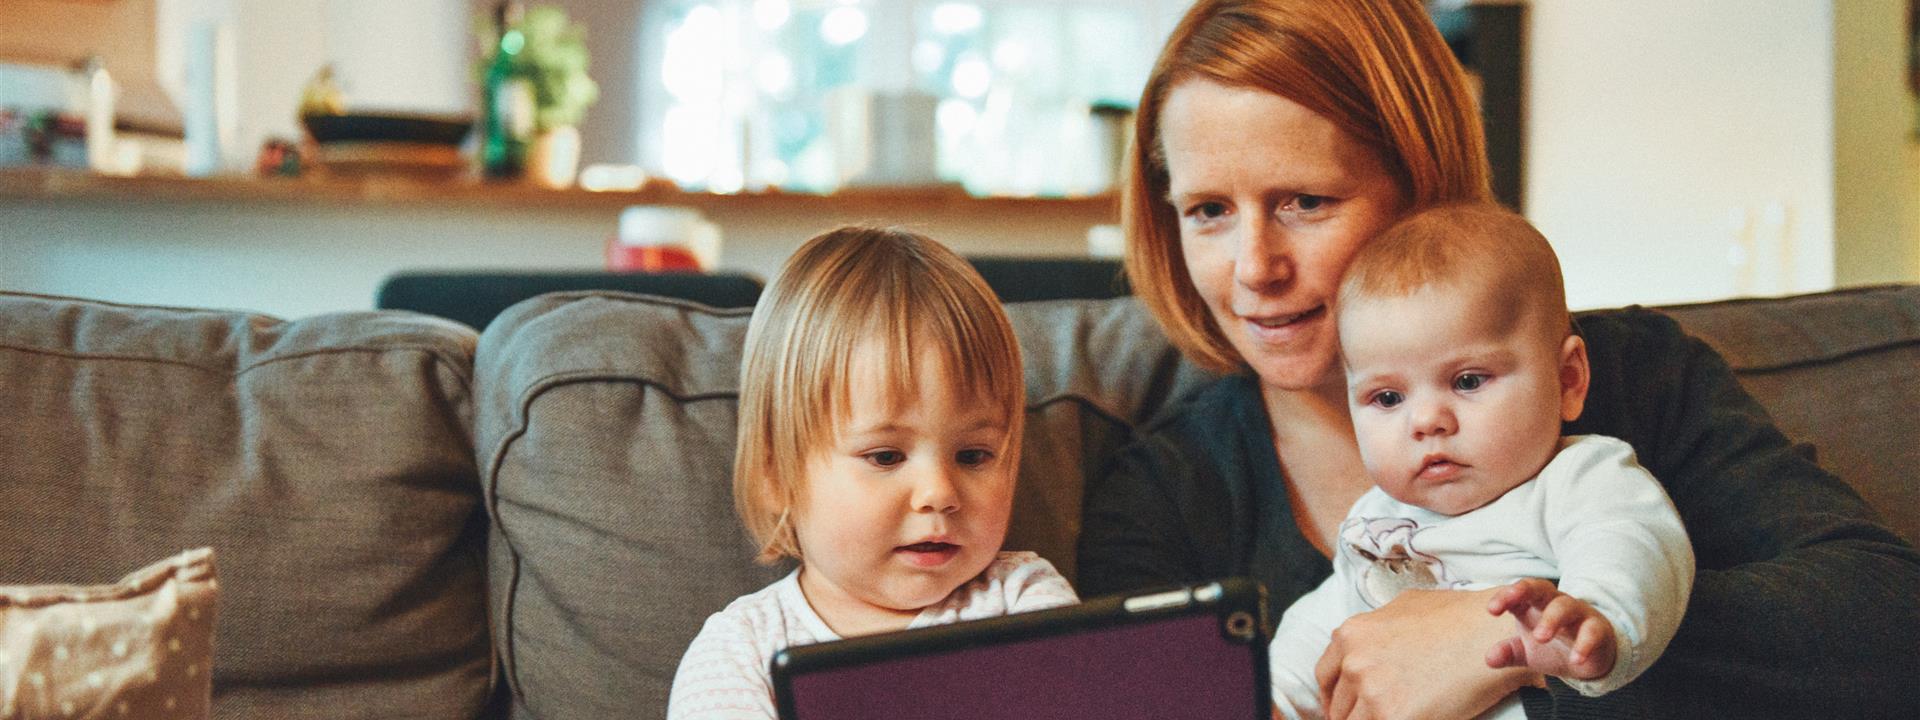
(1484, 578), (1616, 681)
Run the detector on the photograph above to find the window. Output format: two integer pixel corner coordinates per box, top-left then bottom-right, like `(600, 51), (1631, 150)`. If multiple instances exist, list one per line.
(639, 0), (1184, 196)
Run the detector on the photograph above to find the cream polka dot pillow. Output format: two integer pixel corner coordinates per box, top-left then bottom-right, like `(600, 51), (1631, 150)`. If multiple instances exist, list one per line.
(0, 547), (217, 719)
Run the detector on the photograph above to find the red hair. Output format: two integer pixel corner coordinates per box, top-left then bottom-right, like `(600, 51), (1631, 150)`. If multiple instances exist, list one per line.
(1124, 0), (1493, 372)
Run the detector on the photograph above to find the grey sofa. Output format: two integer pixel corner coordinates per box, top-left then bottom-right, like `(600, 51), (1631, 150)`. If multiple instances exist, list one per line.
(2, 284), (1914, 720)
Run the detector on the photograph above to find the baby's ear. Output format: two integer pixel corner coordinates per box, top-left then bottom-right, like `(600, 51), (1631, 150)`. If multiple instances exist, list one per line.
(1558, 334), (1591, 422)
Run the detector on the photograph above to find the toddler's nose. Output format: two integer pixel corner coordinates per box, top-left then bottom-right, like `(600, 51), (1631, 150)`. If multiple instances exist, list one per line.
(911, 467), (960, 515)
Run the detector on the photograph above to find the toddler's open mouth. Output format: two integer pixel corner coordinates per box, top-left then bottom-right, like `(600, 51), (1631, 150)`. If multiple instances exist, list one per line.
(895, 541), (961, 567)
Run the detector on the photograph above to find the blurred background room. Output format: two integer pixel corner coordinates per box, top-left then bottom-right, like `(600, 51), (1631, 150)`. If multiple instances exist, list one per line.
(1, 0), (1916, 322)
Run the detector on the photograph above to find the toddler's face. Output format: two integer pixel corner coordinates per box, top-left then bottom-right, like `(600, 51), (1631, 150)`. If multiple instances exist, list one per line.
(1339, 284), (1585, 515)
(793, 341), (1016, 633)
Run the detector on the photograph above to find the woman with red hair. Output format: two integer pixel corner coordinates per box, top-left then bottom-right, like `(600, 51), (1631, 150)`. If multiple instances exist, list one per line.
(1076, 1), (1920, 718)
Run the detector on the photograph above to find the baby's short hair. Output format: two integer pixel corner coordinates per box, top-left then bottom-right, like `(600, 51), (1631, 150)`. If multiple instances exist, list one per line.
(1339, 203), (1571, 342)
(733, 226), (1025, 565)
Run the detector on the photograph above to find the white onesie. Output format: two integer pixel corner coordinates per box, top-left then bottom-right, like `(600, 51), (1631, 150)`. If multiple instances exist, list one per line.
(1270, 435), (1694, 720)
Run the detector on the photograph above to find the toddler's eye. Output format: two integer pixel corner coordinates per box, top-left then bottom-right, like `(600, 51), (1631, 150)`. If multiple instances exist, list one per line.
(1370, 390), (1404, 409)
(956, 448), (995, 467)
(865, 450), (906, 468)
(1454, 373), (1488, 392)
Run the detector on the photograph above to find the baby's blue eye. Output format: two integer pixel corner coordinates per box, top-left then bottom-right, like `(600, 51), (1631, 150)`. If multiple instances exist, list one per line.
(1370, 390), (1404, 409)
(1454, 373), (1488, 392)
(1296, 194), (1328, 211)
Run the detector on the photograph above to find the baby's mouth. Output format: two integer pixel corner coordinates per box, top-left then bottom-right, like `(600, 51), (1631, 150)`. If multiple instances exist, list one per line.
(1418, 456), (1466, 480)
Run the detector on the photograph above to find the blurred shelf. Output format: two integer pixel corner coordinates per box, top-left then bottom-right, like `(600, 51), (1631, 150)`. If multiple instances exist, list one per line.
(0, 167), (1118, 216)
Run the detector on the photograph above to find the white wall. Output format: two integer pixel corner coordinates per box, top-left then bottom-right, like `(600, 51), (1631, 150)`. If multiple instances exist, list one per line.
(154, 0), (471, 172)
(323, 0), (472, 115)
(1526, 0), (1838, 309)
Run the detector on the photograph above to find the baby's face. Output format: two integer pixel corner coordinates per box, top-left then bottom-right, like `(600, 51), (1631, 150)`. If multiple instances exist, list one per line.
(1339, 284), (1583, 515)
(792, 340), (1016, 632)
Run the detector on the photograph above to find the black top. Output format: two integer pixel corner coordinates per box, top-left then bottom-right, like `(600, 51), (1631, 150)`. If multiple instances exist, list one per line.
(1077, 307), (1920, 719)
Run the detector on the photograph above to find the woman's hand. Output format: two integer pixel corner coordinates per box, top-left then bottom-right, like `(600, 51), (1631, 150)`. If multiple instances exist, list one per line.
(1314, 587), (1539, 720)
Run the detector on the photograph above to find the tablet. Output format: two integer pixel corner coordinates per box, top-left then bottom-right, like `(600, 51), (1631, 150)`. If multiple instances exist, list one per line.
(770, 577), (1270, 720)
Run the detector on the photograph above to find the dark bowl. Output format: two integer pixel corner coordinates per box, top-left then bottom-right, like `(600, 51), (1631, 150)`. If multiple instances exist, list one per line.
(301, 113), (473, 145)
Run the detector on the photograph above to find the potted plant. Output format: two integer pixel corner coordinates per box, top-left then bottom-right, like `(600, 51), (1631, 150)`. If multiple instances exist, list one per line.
(480, 4), (599, 188)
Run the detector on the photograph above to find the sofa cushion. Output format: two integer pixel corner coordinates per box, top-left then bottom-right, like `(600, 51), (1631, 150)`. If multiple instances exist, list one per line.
(473, 292), (1210, 720)
(0, 293), (496, 720)
(1659, 284), (1920, 544)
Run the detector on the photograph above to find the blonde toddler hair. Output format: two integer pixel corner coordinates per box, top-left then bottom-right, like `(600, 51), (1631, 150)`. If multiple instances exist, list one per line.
(733, 226), (1025, 565)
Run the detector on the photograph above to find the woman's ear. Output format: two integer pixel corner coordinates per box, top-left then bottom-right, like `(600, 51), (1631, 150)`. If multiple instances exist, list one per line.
(1558, 334), (1591, 422)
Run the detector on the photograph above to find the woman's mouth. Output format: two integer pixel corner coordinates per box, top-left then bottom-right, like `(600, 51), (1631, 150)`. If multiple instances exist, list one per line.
(895, 541), (961, 567)
(1242, 305), (1325, 339)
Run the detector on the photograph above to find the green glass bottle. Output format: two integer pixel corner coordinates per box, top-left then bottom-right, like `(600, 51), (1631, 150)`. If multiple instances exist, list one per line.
(481, 1), (533, 179)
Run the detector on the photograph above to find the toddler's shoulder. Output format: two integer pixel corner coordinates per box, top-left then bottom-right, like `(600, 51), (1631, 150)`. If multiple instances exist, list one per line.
(693, 573), (811, 650)
(985, 551), (1079, 608)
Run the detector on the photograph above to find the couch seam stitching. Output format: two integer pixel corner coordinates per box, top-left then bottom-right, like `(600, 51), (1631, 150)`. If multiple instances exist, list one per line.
(0, 343), (477, 386)
(1724, 337), (1920, 374)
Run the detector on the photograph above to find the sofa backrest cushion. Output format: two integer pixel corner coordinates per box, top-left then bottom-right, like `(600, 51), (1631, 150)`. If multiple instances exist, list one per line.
(473, 293), (1210, 720)
(0, 293), (497, 720)
(1659, 284), (1920, 545)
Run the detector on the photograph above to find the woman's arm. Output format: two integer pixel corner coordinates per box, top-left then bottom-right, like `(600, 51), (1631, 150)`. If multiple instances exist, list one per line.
(1314, 587), (1538, 720)
(1561, 310), (1920, 717)
(1075, 432), (1217, 597)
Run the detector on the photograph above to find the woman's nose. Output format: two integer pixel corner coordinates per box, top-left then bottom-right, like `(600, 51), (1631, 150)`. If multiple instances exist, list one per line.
(1232, 220), (1293, 290)
(911, 466), (960, 515)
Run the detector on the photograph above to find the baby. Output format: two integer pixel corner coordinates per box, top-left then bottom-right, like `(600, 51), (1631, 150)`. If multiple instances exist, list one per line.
(666, 226), (1078, 719)
(1269, 203), (1695, 719)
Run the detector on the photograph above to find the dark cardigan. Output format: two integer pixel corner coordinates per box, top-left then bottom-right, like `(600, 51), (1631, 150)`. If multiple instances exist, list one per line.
(1076, 308), (1920, 719)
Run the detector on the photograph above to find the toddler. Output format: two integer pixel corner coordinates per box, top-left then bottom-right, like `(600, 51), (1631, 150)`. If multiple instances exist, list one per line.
(666, 226), (1078, 719)
(1270, 204), (1695, 719)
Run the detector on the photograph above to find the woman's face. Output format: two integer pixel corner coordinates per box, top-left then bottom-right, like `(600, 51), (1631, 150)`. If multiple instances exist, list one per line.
(1159, 78), (1409, 393)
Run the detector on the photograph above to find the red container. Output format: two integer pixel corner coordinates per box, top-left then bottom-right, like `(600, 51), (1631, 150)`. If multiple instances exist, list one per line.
(606, 206), (719, 273)
(605, 241), (701, 272)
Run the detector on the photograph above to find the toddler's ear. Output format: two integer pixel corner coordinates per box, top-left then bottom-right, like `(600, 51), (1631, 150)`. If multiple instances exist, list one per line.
(1558, 335), (1591, 422)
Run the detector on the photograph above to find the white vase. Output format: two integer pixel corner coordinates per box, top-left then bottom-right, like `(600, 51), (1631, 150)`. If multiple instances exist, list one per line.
(528, 125), (581, 189)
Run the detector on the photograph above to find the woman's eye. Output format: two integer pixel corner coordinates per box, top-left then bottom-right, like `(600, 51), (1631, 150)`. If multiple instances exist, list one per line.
(865, 450), (906, 468)
(1185, 201), (1228, 222)
(1370, 390), (1404, 409)
(956, 448), (994, 467)
(1454, 373), (1488, 392)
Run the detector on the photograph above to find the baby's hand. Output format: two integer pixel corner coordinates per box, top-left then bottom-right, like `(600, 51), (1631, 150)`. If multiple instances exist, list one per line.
(1484, 578), (1616, 681)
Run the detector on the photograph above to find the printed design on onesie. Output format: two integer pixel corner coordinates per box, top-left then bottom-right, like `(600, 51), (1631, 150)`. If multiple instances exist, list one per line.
(1339, 517), (1465, 608)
